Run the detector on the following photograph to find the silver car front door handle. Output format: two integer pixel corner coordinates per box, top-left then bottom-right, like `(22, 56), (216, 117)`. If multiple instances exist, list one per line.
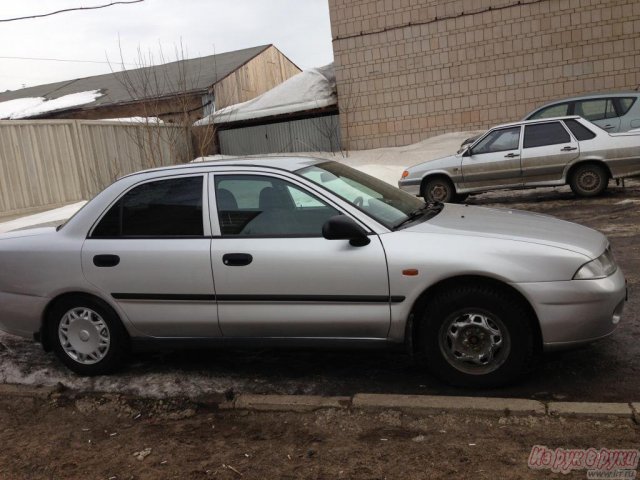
(223, 253), (253, 267)
(93, 254), (120, 267)
(504, 153), (520, 158)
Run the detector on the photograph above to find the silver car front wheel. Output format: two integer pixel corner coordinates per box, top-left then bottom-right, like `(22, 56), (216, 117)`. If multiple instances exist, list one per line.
(438, 310), (511, 375)
(422, 177), (456, 203)
(420, 284), (534, 387)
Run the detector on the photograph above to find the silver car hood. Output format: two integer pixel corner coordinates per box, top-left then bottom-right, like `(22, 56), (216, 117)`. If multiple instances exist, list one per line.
(406, 204), (606, 258)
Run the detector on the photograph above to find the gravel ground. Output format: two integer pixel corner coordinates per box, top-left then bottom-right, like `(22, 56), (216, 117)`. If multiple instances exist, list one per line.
(0, 181), (639, 401)
(0, 389), (637, 480)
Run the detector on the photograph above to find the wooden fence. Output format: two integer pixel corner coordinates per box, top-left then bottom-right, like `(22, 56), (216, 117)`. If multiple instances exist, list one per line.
(0, 120), (192, 217)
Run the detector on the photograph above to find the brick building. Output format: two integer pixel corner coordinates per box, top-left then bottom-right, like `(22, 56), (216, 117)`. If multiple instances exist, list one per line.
(328, 0), (640, 150)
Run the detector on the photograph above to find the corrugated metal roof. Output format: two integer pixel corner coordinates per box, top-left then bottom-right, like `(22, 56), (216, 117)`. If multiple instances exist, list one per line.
(0, 45), (271, 115)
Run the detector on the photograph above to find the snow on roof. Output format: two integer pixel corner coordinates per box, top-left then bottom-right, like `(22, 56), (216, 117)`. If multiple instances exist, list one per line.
(0, 90), (103, 119)
(195, 63), (337, 126)
(0, 98), (44, 120)
(100, 116), (164, 124)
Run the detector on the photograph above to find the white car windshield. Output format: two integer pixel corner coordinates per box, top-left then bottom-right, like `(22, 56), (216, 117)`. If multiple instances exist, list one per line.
(297, 161), (428, 229)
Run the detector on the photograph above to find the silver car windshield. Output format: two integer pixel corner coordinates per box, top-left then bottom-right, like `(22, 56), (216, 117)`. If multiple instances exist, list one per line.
(297, 161), (427, 229)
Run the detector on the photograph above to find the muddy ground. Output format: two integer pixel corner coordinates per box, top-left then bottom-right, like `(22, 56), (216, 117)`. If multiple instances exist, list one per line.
(0, 389), (637, 480)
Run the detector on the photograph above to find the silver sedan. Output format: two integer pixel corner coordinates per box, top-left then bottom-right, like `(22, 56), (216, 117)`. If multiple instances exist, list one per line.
(0, 157), (627, 387)
(399, 116), (640, 203)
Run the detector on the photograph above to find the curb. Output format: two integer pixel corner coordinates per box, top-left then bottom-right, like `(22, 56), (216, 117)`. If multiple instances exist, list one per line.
(0, 384), (636, 420)
(352, 393), (545, 416)
(234, 394), (351, 412)
(229, 393), (636, 420)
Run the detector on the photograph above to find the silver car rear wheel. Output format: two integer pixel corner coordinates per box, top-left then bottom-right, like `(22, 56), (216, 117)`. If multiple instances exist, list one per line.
(438, 310), (511, 375)
(49, 295), (126, 375)
(569, 163), (608, 197)
(58, 307), (111, 365)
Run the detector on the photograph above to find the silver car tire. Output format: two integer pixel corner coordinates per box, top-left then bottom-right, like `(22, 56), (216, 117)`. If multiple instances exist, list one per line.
(569, 163), (609, 197)
(419, 284), (534, 387)
(422, 177), (457, 203)
(47, 296), (127, 376)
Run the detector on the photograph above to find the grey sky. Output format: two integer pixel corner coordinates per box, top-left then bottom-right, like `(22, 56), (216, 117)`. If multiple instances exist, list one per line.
(0, 0), (334, 92)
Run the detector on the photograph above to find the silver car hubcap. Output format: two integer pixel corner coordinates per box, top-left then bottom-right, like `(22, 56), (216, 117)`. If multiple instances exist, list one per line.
(58, 307), (110, 365)
(439, 311), (510, 375)
(578, 170), (600, 191)
(430, 184), (449, 202)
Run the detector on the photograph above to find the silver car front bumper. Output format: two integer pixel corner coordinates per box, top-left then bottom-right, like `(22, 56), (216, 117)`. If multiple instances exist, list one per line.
(516, 268), (627, 350)
(398, 178), (421, 196)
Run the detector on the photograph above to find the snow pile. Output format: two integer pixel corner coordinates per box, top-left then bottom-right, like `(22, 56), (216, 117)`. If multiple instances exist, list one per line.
(195, 63), (337, 126)
(0, 90), (103, 119)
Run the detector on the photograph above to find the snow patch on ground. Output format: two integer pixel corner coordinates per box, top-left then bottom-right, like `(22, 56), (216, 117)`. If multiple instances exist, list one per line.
(0, 332), (307, 398)
(0, 90), (102, 119)
(194, 131), (480, 185)
(0, 202), (86, 233)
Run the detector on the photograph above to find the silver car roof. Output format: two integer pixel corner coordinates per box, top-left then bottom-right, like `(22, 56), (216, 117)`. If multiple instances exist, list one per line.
(120, 155), (328, 180)
(526, 92), (640, 117)
(489, 115), (584, 130)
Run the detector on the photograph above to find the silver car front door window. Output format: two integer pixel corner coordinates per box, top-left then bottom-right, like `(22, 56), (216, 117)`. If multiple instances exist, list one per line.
(208, 172), (392, 339)
(461, 126), (523, 191)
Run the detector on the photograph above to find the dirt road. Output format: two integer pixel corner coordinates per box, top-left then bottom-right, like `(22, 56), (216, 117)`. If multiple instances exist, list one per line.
(0, 389), (637, 480)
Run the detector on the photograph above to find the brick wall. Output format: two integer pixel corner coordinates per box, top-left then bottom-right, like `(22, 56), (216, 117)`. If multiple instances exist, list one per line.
(328, 0), (640, 150)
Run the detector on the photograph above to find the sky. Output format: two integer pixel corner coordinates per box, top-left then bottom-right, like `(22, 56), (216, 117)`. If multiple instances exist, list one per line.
(0, 0), (334, 92)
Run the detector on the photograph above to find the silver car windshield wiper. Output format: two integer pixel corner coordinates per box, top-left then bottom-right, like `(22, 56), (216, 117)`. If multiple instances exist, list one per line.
(393, 202), (443, 230)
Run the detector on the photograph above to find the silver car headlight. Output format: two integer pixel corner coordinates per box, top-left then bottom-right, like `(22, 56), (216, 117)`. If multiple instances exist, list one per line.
(573, 248), (617, 280)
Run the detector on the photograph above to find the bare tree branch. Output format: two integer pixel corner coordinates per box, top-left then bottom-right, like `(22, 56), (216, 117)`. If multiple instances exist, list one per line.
(0, 1), (144, 23)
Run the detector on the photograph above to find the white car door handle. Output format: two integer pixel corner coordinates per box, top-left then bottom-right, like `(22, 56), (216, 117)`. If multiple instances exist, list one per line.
(561, 146), (577, 151)
(504, 153), (520, 158)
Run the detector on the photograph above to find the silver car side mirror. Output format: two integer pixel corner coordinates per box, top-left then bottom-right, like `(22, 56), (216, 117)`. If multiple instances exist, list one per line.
(322, 215), (371, 247)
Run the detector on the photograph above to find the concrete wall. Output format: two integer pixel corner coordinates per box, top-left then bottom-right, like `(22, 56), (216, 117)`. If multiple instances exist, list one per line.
(328, 0), (640, 149)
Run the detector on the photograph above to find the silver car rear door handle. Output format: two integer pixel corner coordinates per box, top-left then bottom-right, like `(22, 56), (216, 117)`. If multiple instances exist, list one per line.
(222, 253), (253, 266)
(93, 254), (120, 267)
(504, 153), (520, 158)
(561, 146), (578, 151)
